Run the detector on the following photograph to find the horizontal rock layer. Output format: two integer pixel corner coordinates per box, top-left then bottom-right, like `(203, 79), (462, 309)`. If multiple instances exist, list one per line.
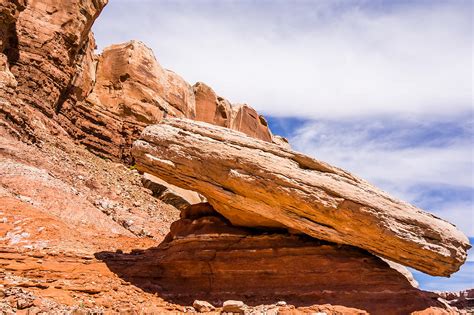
(132, 118), (471, 276)
(97, 203), (443, 315)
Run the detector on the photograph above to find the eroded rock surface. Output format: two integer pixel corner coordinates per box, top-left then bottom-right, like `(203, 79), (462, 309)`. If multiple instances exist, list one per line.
(97, 202), (443, 315)
(1, 6), (275, 162)
(132, 118), (470, 276)
(142, 173), (204, 210)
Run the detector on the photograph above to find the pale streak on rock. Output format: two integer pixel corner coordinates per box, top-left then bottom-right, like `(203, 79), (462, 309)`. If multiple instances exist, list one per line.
(132, 118), (471, 276)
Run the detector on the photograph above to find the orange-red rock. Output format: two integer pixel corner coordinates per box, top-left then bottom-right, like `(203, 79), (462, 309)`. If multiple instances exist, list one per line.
(193, 81), (231, 127)
(97, 203), (443, 315)
(58, 40), (274, 161)
(230, 103), (273, 142)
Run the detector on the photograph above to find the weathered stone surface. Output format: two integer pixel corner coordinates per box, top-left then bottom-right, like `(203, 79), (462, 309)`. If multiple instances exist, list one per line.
(230, 103), (273, 142)
(193, 82), (277, 143)
(11, 0), (108, 118)
(132, 118), (470, 276)
(192, 300), (215, 312)
(57, 40), (275, 161)
(193, 81), (231, 128)
(438, 289), (474, 311)
(99, 203), (443, 315)
(222, 300), (247, 313)
(142, 173), (204, 210)
(90, 40), (196, 120)
(0, 4), (275, 162)
(0, 0), (108, 143)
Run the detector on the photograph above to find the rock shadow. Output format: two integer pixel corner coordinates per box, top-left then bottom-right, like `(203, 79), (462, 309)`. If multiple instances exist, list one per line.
(95, 233), (442, 314)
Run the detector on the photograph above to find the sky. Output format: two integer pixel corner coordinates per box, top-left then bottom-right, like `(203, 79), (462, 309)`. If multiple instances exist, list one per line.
(92, 0), (473, 291)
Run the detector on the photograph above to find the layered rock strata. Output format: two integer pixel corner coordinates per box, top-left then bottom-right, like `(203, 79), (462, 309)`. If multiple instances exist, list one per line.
(132, 118), (470, 276)
(0, 0), (108, 139)
(58, 41), (277, 162)
(97, 203), (443, 315)
(142, 173), (205, 210)
(0, 2), (277, 163)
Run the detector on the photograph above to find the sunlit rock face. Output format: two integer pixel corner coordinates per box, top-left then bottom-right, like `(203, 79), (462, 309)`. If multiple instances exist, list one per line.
(132, 118), (470, 277)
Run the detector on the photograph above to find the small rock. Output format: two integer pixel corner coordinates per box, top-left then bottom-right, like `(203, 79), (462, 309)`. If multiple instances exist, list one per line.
(17, 298), (33, 309)
(222, 300), (246, 313)
(193, 300), (215, 312)
(276, 301), (287, 306)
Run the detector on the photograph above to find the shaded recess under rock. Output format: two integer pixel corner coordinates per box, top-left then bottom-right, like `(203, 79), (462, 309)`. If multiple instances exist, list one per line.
(96, 203), (444, 315)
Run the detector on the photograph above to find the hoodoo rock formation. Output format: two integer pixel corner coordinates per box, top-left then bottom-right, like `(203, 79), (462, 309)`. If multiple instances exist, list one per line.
(0, 0), (472, 313)
(132, 118), (470, 276)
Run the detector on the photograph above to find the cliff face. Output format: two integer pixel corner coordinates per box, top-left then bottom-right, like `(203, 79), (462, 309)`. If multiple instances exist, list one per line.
(0, 0), (108, 147)
(58, 39), (276, 162)
(0, 1), (470, 314)
(0, 0), (276, 162)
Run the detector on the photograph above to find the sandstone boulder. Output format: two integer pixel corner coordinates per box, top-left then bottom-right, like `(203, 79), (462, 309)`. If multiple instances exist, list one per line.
(192, 300), (215, 312)
(132, 118), (470, 276)
(222, 300), (247, 314)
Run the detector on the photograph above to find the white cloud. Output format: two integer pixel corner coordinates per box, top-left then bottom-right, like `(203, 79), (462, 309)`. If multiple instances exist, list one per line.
(93, 0), (472, 119)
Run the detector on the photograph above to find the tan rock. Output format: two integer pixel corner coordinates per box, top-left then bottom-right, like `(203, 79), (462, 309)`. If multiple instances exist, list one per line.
(91, 40), (195, 121)
(193, 300), (215, 312)
(132, 118), (470, 276)
(222, 300), (247, 313)
(142, 173), (204, 210)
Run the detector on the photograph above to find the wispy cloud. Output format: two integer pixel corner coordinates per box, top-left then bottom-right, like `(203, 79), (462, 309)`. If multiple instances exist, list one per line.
(93, 0), (472, 119)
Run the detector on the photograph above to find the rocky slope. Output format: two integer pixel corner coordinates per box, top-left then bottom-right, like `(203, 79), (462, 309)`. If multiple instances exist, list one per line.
(0, 0), (471, 314)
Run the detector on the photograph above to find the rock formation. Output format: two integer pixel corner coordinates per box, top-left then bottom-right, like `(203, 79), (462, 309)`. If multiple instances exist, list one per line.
(132, 118), (470, 276)
(55, 39), (279, 162)
(0, 0), (471, 313)
(1, 3), (276, 162)
(98, 202), (443, 315)
(142, 173), (205, 210)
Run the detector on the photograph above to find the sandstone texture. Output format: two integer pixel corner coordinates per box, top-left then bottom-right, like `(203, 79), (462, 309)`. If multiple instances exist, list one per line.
(56, 40), (279, 162)
(0, 0), (108, 144)
(132, 118), (470, 276)
(0, 0), (471, 313)
(1, 2), (276, 162)
(97, 202), (443, 315)
(142, 173), (205, 210)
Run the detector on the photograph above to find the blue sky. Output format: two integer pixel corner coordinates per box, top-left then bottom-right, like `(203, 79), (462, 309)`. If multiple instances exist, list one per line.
(93, 0), (473, 291)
